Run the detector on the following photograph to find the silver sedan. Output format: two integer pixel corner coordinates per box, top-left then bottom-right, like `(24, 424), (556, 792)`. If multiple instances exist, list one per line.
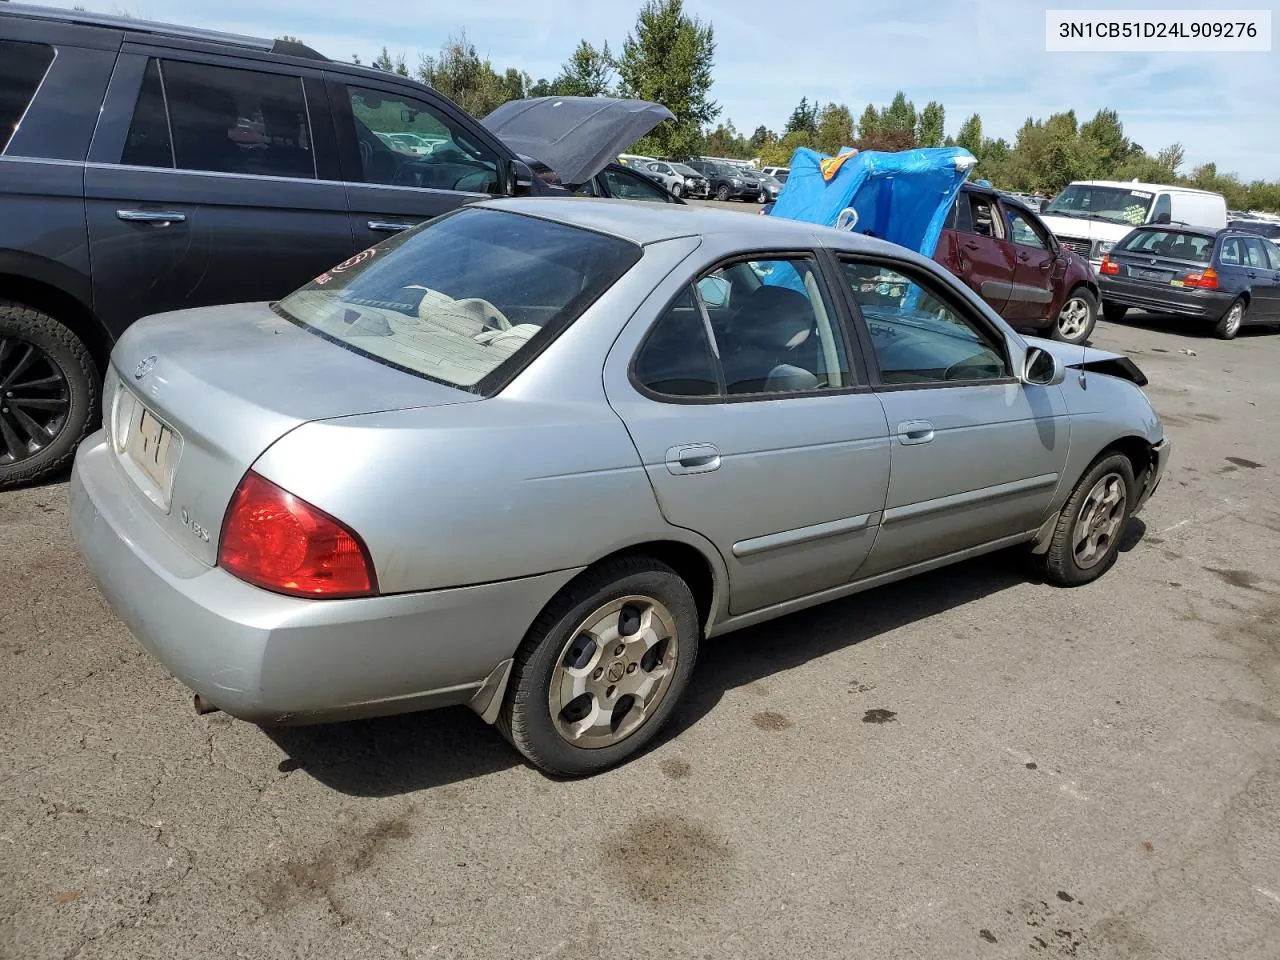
(70, 199), (1170, 776)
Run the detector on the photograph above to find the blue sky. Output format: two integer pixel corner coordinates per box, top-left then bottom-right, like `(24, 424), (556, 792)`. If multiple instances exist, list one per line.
(47, 0), (1280, 180)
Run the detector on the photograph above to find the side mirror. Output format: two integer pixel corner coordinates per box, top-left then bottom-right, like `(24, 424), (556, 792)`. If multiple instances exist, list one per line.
(1023, 345), (1067, 386)
(509, 159), (535, 197)
(697, 275), (731, 309)
(1154, 211), (1171, 224)
(1039, 199), (1051, 213)
(400, 108), (418, 123)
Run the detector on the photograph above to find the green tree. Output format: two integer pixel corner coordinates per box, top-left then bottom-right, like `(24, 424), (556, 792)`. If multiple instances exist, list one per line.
(553, 40), (615, 97)
(748, 125), (775, 151)
(785, 97), (818, 137)
(955, 113), (983, 156)
(417, 31), (514, 117)
(814, 102), (854, 154)
(704, 121), (751, 158)
(616, 0), (719, 158)
(857, 104), (879, 142)
(759, 129), (812, 167)
(374, 46), (409, 78)
(1080, 108), (1130, 177)
(880, 90), (917, 140)
(916, 101), (945, 148)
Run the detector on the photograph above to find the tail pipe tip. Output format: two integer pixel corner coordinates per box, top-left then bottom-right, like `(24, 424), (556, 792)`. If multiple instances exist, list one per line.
(193, 693), (221, 716)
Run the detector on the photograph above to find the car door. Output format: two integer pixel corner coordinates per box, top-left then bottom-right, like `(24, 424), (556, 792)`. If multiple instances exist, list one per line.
(834, 255), (1069, 578)
(84, 50), (353, 333)
(937, 191), (1016, 316)
(604, 253), (891, 615)
(329, 76), (508, 249)
(1241, 237), (1280, 320)
(1263, 240), (1280, 320)
(1000, 202), (1062, 324)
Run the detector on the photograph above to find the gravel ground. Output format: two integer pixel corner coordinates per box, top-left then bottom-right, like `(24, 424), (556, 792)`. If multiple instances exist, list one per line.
(2, 305), (1278, 960)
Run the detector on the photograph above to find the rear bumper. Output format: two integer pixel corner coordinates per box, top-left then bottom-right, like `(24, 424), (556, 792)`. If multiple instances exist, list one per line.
(1099, 276), (1233, 318)
(70, 431), (578, 725)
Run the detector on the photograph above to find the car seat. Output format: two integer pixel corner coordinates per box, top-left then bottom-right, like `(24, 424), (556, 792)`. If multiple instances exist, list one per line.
(721, 285), (818, 394)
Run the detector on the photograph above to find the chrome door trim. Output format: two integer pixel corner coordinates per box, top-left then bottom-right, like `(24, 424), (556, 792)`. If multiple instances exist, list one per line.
(882, 472), (1060, 525)
(732, 512), (874, 559)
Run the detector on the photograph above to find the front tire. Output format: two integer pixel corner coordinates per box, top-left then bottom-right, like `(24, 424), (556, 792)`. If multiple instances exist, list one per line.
(0, 302), (99, 490)
(716, 184), (731, 202)
(1053, 287), (1098, 344)
(1213, 298), (1245, 339)
(1035, 453), (1136, 587)
(670, 181), (682, 198)
(497, 556), (700, 776)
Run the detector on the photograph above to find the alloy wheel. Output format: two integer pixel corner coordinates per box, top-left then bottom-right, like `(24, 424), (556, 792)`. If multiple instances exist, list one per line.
(1057, 297), (1091, 340)
(1073, 472), (1127, 569)
(1223, 301), (1243, 337)
(549, 595), (679, 749)
(0, 335), (71, 466)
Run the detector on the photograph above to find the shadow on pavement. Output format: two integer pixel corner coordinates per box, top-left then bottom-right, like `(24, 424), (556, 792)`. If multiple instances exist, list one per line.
(270, 521), (1151, 797)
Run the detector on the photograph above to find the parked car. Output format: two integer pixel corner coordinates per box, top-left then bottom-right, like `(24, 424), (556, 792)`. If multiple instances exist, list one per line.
(1098, 225), (1280, 338)
(0, 3), (668, 488)
(755, 171), (785, 204)
(685, 160), (762, 202)
(637, 160), (709, 198)
(71, 199), (1168, 776)
(1039, 180), (1227, 269)
(574, 163), (686, 204)
(1228, 218), (1280, 241)
(935, 184), (1102, 343)
(761, 165), (789, 183)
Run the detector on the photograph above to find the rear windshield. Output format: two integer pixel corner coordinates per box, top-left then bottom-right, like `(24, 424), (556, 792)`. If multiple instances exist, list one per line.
(274, 208), (640, 393)
(1116, 229), (1214, 263)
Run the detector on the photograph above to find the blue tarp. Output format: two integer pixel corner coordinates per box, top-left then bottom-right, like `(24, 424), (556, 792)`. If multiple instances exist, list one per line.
(767, 146), (976, 260)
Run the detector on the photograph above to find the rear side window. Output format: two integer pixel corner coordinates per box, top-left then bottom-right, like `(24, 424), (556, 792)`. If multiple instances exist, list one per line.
(123, 59), (315, 178)
(0, 41), (55, 154)
(1117, 229), (1214, 263)
(275, 208), (640, 393)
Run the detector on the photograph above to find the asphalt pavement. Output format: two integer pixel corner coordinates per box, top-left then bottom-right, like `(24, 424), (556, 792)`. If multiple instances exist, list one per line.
(2, 254), (1279, 958)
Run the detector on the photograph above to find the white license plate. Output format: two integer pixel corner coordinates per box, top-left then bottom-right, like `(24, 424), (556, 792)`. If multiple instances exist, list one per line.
(1138, 269), (1167, 281)
(125, 401), (178, 504)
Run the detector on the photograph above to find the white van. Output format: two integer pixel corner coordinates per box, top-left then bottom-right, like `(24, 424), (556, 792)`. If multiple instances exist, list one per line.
(1039, 180), (1227, 268)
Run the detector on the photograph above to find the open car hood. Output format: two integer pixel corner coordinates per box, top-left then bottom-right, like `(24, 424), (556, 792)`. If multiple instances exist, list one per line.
(483, 96), (674, 186)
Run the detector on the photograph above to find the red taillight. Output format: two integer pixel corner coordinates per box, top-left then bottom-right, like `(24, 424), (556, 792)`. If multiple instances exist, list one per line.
(218, 471), (376, 598)
(1099, 255), (1119, 275)
(1184, 267), (1219, 289)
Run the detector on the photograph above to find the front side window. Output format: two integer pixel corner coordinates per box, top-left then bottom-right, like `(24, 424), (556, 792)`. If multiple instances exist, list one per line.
(155, 60), (314, 178)
(346, 86), (499, 194)
(275, 208), (639, 392)
(0, 40), (55, 154)
(841, 261), (1009, 385)
(603, 167), (670, 203)
(1005, 207), (1048, 249)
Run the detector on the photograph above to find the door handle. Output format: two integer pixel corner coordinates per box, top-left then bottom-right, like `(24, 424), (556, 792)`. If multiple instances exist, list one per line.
(367, 220), (419, 232)
(896, 420), (935, 445)
(665, 443), (721, 475)
(1018, 251), (1031, 262)
(117, 209), (186, 224)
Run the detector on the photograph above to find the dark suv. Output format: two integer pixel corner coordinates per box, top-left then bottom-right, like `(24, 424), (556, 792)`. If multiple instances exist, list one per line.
(0, 5), (658, 488)
(685, 160), (762, 202)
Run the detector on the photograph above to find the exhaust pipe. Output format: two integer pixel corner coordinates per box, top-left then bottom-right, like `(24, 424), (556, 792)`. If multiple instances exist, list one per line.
(193, 694), (220, 716)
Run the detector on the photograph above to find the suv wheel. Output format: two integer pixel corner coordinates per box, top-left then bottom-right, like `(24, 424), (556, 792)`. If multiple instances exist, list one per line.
(715, 184), (731, 202)
(0, 302), (99, 490)
(1052, 287), (1098, 345)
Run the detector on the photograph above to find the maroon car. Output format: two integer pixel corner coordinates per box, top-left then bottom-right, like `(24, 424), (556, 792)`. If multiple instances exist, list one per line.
(935, 184), (1100, 344)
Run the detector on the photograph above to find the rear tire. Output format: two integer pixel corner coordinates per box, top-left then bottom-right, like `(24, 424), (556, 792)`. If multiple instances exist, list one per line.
(716, 184), (730, 202)
(1034, 453), (1136, 587)
(497, 556), (700, 777)
(1213, 298), (1245, 340)
(0, 302), (99, 490)
(1102, 302), (1128, 324)
(1052, 287), (1097, 345)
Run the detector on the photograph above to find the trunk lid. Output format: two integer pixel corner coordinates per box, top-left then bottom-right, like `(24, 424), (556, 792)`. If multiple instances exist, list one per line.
(106, 302), (479, 565)
(482, 96), (674, 186)
(1106, 248), (1208, 287)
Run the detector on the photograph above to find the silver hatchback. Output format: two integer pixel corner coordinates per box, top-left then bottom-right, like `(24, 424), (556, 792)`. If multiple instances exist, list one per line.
(71, 199), (1169, 776)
